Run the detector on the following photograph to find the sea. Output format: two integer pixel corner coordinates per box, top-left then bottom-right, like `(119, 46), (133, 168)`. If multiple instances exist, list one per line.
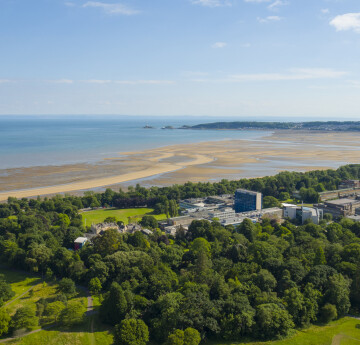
(0, 116), (270, 170)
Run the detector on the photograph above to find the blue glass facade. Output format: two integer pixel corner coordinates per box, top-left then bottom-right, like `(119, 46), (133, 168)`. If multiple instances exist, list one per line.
(234, 189), (262, 213)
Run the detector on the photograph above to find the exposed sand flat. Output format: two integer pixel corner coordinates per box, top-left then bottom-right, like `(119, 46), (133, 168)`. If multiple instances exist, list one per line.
(1, 130), (360, 200)
(0, 153), (213, 201)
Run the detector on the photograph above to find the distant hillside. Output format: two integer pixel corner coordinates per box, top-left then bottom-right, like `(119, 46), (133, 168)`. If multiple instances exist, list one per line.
(185, 121), (360, 131)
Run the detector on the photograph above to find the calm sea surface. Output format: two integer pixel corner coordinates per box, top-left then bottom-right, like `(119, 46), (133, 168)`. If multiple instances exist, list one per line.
(0, 116), (269, 169)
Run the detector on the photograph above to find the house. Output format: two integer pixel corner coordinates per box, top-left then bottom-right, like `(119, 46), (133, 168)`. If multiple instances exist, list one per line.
(74, 237), (88, 250)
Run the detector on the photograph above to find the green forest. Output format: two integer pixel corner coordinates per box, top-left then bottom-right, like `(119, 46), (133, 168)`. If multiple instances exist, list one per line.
(1, 164), (360, 344)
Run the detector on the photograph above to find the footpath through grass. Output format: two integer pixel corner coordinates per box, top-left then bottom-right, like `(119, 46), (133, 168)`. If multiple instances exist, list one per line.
(0, 268), (113, 345)
(80, 207), (167, 225)
(209, 317), (360, 345)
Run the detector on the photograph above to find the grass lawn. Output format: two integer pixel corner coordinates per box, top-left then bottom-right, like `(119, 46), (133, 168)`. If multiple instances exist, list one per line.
(80, 207), (167, 225)
(209, 317), (360, 345)
(0, 268), (113, 345)
(0, 268), (87, 319)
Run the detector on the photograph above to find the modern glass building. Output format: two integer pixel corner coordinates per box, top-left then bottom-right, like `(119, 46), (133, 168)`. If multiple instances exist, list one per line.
(234, 189), (262, 213)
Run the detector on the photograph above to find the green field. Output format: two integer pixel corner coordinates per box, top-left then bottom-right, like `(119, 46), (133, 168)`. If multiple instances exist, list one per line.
(80, 207), (167, 226)
(210, 317), (360, 345)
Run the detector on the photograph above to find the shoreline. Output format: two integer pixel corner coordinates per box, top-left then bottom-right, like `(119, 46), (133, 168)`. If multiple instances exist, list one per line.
(1, 130), (360, 201)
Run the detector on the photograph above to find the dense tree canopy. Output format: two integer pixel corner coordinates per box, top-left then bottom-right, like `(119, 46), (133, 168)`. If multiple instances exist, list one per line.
(1, 164), (360, 342)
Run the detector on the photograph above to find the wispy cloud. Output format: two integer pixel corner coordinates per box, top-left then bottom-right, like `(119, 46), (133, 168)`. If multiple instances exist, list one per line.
(50, 79), (74, 84)
(330, 13), (360, 33)
(83, 79), (112, 84)
(212, 42), (227, 48)
(268, 0), (288, 11)
(64, 2), (76, 7)
(229, 68), (346, 81)
(82, 2), (139, 15)
(257, 15), (281, 23)
(191, 0), (231, 8)
(192, 68), (347, 83)
(114, 80), (175, 85)
(244, 0), (271, 3)
(321, 8), (329, 15)
(82, 79), (175, 85)
(0, 79), (13, 84)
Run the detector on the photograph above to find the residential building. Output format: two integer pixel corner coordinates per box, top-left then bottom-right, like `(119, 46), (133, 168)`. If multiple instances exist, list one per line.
(234, 189), (262, 213)
(91, 222), (120, 235)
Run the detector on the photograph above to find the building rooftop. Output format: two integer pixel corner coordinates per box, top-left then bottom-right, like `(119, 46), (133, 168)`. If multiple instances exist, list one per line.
(325, 198), (360, 206)
(74, 237), (88, 243)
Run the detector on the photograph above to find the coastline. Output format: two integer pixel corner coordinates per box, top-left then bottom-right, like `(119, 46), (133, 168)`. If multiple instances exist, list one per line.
(1, 130), (360, 201)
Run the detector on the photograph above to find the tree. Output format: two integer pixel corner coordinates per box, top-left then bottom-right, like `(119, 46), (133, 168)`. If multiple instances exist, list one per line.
(255, 303), (294, 339)
(320, 303), (337, 323)
(166, 328), (201, 345)
(11, 306), (39, 331)
(0, 309), (11, 336)
(44, 301), (65, 323)
(140, 215), (158, 229)
(0, 275), (15, 307)
(263, 196), (281, 209)
(89, 277), (102, 295)
(166, 329), (184, 345)
(58, 278), (76, 296)
(184, 328), (201, 345)
(104, 216), (117, 223)
(324, 274), (351, 316)
(100, 282), (128, 325)
(114, 319), (149, 345)
(314, 247), (327, 265)
(252, 269), (277, 292)
(237, 218), (256, 242)
(59, 301), (86, 326)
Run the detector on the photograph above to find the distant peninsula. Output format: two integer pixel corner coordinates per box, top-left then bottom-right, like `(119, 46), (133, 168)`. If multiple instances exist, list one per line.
(183, 121), (360, 131)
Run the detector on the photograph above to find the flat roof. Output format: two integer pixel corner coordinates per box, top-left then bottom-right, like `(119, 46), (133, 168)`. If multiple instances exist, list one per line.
(325, 198), (360, 206)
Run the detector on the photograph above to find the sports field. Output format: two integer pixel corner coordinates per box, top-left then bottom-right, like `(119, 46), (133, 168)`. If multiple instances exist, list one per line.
(80, 207), (167, 225)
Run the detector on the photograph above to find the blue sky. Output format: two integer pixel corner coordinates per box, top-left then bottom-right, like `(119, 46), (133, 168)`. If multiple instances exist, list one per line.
(1, 0), (360, 118)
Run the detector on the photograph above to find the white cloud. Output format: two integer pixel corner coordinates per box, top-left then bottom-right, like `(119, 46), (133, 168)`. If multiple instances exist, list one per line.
(83, 79), (112, 84)
(114, 80), (175, 85)
(330, 13), (360, 33)
(50, 79), (74, 84)
(191, 0), (231, 7)
(82, 2), (139, 15)
(244, 0), (271, 3)
(257, 15), (281, 23)
(230, 68), (347, 81)
(321, 8), (329, 14)
(0, 79), (13, 84)
(212, 42), (227, 48)
(191, 68), (347, 83)
(64, 2), (76, 7)
(268, 0), (288, 11)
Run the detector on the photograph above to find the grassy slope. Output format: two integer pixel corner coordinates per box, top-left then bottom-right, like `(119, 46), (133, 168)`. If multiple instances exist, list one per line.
(209, 318), (360, 345)
(0, 268), (113, 345)
(80, 207), (166, 225)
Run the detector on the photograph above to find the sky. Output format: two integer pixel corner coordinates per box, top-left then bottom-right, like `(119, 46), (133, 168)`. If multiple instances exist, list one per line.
(0, 0), (360, 118)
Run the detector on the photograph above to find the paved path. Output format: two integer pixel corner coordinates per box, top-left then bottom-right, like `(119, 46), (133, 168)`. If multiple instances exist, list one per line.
(0, 282), (96, 343)
(0, 325), (55, 344)
(3, 286), (36, 308)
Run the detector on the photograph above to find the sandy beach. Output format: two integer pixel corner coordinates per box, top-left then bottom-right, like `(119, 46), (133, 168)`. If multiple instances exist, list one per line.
(1, 130), (360, 201)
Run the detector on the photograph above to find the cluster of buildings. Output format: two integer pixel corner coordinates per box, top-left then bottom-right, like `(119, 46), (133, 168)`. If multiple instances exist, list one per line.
(75, 180), (360, 249)
(162, 189), (283, 235)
